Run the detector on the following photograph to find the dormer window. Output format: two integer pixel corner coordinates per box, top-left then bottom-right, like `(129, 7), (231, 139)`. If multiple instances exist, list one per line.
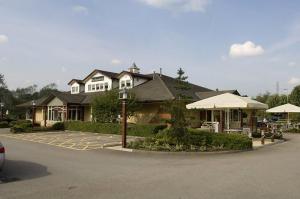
(71, 86), (79, 94)
(92, 76), (104, 82)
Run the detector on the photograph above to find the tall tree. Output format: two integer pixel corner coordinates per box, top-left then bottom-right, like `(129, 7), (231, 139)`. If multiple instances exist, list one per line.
(0, 73), (6, 88)
(166, 68), (191, 141)
(290, 85), (300, 106)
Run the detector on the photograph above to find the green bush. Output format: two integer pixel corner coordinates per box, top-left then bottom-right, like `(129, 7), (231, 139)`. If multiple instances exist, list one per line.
(285, 128), (300, 133)
(10, 120), (33, 133)
(52, 122), (65, 130)
(128, 129), (253, 152)
(0, 121), (9, 128)
(64, 121), (167, 137)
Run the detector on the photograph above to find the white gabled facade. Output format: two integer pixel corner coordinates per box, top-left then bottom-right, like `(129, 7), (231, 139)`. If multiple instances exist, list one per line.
(119, 73), (148, 89)
(84, 72), (114, 93)
(69, 63), (151, 95)
(70, 82), (84, 94)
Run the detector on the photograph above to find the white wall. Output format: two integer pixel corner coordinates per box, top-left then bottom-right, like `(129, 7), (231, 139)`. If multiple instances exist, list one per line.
(119, 74), (133, 89)
(119, 74), (148, 88)
(71, 82), (80, 94)
(85, 72), (113, 93)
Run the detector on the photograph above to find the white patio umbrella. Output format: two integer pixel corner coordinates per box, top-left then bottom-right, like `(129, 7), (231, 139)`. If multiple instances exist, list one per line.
(186, 93), (268, 131)
(186, 93), (268, 110)
(266, 103), (300, 124)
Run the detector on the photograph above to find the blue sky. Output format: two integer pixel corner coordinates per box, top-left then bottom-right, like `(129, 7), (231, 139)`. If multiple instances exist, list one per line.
(0, 0), (300, 96)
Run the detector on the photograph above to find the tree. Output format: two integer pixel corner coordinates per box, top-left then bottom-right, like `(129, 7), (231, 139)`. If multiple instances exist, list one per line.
(39, 83), (58, 98)
(290, 85), (300, 106)
(266, 94), (286, 108)
(92, 89), (138, 123)
(256, 92), (271, 103)
(165, 68), (191, 141)
(0, 74), (6, 88)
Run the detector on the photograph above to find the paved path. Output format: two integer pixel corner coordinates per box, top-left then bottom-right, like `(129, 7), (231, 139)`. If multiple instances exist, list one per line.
(0, 130), (139, 151)
(0, 129), (299, 199)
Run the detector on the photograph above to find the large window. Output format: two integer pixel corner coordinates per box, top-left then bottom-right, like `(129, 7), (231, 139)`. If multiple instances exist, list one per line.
(48, 106), (65, 121)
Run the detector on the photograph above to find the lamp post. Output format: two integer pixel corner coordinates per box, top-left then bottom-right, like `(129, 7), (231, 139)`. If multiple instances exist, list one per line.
(32, 100), (36, 127)
(0, 102), (4, 120)
(119, 88), (128, 148)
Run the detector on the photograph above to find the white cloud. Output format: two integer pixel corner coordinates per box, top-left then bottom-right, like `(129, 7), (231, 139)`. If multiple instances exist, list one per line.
(72, 5), (89, 15)
(229, 41), (265, 58)
(111, 59), (122, 65)
(138, 0), (210, 12)
(0, 34), (8, 44)
(288, 77), (300, 85)
(288, 61), (296, 67)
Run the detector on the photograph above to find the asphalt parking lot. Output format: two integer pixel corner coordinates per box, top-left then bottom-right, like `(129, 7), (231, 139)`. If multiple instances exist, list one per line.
(0, 130), (138, 151)
(0, 128), (300, 199)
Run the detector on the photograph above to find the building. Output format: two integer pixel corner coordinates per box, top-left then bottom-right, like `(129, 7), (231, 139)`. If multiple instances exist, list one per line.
(18, 63), (239, 126)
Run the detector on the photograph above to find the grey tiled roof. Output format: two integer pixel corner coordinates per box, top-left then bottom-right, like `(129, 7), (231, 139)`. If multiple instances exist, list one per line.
(195, 90), (240, 100)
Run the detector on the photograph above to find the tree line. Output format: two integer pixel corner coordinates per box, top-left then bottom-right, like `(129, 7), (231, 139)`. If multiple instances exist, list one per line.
(255, 86), (300, 108)
(0, 74), (58, 119)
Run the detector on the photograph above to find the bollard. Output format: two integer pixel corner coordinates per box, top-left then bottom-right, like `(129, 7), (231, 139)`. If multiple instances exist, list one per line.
(261, 135), (265, 145)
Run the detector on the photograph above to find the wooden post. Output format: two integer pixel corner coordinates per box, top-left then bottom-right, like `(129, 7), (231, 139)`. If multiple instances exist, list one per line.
(240, 109), (243, 128)
(44, 106), (47, 127)
(220, 110), (224, 133)
(32, 106), (36, 127)
(122, 100), (127, 148)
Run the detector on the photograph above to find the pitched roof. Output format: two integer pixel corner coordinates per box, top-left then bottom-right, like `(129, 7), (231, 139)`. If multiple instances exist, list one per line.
(132, 75), (175, 102)
(82, 69), (119, 83)
(132, 74), (212, 102)
(195, 90), (240, 100)
(16, 96), (51, 108)
(117, 71), (152, 80)
(68, 79), (84, 86)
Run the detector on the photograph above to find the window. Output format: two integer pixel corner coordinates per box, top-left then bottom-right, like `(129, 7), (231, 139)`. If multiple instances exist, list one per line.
(105, 83), (109, 90)
(126, 80), (131, 88)
(88, 85), (92, 91)
(92, 84), (96, 91)
(121, 81), (125, 88)
(100, 83), (104, 90)
(96, 84), (100, 90)
(72, 87), (76, 93)
(92, 76), (104, 82)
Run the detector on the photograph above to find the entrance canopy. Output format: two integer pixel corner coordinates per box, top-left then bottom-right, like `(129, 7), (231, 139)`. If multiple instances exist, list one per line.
(266, 103), (300, 113)
(186, 93), (268, 110)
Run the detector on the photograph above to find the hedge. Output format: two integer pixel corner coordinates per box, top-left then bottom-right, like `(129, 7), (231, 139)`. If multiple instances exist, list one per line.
(128, 129), (253, 152)
(0, 121), (9, 128)
(10, 121), (65, 133)
(284, 128), (300, 133)
(64, 121), (167, 137)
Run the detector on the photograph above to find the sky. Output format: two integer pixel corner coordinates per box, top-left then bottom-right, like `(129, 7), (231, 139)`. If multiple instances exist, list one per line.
(0, 0), (300, 96)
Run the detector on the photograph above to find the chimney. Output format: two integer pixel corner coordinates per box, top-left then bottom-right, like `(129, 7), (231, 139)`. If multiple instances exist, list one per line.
(159, 68), (162, 77)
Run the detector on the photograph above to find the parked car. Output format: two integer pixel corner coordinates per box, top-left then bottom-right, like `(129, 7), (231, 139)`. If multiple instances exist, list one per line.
(0, 141), (5, 171)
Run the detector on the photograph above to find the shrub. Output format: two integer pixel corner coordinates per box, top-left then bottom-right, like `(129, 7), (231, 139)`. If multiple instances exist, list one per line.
(10, 120), (33, 133)
(52, 122), (65, 130)
(64, 121), (167, 137)
(284, 128), (300, 133)
(0, 121), (9, 128)
(128, 129), (253, 152)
